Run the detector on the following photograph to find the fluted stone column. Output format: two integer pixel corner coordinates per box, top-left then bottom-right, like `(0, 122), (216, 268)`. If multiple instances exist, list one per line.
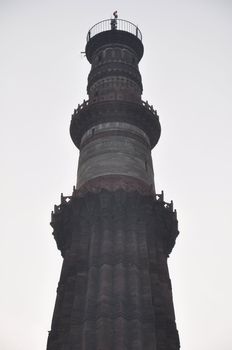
(47, 18), (180, 350)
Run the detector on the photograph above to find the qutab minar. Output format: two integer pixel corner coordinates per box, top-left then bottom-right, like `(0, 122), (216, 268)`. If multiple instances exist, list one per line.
(47, 12), (180, 350)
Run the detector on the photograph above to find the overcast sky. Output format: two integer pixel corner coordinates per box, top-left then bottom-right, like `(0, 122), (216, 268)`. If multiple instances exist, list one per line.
(1, 1), (232, 349)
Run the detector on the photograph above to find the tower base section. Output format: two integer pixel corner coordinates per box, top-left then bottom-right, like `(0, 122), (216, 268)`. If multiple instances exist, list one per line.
(48, 189), (180, 350)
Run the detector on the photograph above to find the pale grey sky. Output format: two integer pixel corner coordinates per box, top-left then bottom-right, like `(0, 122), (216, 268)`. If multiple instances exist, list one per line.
(1, 1), (232, 349)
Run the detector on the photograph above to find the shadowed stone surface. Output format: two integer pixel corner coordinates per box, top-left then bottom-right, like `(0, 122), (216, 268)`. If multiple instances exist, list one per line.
(47, 190), (179, 350)
(47, 18), (180, 350)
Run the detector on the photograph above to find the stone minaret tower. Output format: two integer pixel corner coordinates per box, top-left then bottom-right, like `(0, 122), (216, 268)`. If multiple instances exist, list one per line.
(47, 15), (180, 350)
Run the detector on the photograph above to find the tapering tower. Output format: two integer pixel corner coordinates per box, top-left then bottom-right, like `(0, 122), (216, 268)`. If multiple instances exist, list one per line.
(47, 15), (180, 350)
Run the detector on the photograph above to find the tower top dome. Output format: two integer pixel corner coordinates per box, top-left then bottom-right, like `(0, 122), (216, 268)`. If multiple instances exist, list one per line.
(85, 15), (144, 63)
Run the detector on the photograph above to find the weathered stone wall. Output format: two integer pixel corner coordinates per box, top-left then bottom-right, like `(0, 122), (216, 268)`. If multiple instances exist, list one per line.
(77, 122), (154, 191)
(47, 190), (179, 350)
(87, 44), (142, 103)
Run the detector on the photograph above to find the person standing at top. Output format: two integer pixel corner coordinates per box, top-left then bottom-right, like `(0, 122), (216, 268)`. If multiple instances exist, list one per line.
(111, 11), (118, 30)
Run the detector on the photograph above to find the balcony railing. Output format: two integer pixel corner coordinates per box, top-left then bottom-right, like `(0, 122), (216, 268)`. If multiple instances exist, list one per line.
(51, 190), (177, 222)
(51, 190), (178, 257)
(72, 99), (159, 120)
(87, 19), (142, 42)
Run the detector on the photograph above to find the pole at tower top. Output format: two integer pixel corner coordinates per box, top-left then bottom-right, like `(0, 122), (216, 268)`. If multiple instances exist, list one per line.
(111, 10), (118, 30)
